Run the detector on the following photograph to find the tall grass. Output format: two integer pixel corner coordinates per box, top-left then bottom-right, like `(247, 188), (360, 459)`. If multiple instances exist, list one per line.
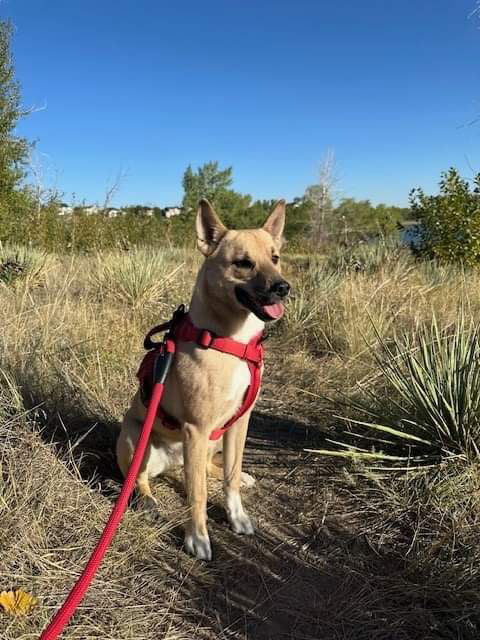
(2, 243), (480, 637)
(325, 236), (412, 274)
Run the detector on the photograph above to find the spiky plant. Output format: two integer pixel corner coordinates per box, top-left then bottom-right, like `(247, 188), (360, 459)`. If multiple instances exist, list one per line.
(0, 243), (51, 286)
(281, 264), (342, 343)
(312, 314), (480, 466)
(91, 248), (183, 308)
(326, 237), (412, 275)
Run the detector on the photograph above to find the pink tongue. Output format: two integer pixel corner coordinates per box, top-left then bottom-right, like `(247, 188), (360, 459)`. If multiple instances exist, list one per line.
(261, 302), (285, 320)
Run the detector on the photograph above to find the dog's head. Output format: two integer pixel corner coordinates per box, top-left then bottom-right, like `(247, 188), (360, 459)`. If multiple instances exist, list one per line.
(196, 199), (290, 322)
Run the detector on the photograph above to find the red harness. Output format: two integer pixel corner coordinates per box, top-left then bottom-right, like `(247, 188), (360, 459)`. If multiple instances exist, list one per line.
(137, 306), (265, 440)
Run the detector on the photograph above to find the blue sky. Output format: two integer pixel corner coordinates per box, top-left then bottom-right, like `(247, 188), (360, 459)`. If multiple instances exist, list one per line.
(3, 0), (480, 207)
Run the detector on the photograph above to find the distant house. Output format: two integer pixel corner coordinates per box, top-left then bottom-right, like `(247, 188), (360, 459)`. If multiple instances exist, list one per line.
(105, 208), (121, 217)
(58, 204), (73, 216)
(162, 206), (182, 218)
(288, 198), (304, 209)
(83, 205), (100, 215)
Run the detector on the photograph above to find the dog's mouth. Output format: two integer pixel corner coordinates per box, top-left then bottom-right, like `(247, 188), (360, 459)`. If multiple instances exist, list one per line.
(234, 287), (285, 322)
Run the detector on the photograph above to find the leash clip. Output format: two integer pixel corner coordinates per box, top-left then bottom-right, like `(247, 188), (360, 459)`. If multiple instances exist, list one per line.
(153, 346), (175, 385)
(144, 304), (187, 350)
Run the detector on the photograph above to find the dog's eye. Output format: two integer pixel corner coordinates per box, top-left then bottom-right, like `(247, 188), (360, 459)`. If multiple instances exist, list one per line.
(272, 255), (280, 265)
(233, 258), (255, 270)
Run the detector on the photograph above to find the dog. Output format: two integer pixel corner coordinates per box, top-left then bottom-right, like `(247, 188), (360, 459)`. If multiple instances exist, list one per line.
(116, 199), (290, 560)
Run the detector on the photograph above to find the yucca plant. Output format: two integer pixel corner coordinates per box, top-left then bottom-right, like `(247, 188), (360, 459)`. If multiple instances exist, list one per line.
(0, 243), (51, 286)
(305, 262), (343, 294)
(280, 265), (341, 342)
(326, 237), (411, 275)
(91, 248), (183, 308)
(312, 314), (480, 466)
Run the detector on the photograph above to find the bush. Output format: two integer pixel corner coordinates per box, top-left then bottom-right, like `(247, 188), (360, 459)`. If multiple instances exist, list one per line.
(410, 168), (480, 266)
(90, 248), (182, 308)
(312, 314), (480, 466)
(0, 243), (51, 286)
(326, 236), (411, 274)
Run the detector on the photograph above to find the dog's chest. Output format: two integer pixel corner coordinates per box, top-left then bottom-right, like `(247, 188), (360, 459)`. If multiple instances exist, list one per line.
(225, 360), (251, 407)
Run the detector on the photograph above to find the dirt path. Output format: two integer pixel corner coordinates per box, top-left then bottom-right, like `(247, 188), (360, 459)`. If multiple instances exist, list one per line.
(138, 408), (330, 640)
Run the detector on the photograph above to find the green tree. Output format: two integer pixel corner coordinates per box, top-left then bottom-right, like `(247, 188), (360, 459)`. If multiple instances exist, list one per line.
(0, 22), (32, 231)
(334, 198), (405, 235)
(410, 168), (480, 265)
(182, 162), (234, 212)
(181, 161), (251, 227)
(284, 200), (313, 244)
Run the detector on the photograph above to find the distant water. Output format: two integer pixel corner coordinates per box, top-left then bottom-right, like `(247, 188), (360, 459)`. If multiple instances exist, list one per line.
(400, 224), (422, 248)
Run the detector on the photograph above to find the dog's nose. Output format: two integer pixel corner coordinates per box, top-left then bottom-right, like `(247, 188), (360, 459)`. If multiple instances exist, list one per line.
(270, 280), (291, 299)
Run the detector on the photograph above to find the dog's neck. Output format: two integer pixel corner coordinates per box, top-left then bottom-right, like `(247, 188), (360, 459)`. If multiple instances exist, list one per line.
(189, 276), (264, 344)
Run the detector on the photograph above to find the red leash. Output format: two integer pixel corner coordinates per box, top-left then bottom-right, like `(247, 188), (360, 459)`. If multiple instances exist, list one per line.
(39, 339), (175, 639)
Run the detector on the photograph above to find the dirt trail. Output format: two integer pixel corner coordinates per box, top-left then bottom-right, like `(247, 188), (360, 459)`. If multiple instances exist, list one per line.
(141, 408), (332, 640)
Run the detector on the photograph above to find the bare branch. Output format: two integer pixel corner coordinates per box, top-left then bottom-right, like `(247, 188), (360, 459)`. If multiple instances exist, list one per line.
(305, 148), (340, 245)
(102, 167), (129, 211)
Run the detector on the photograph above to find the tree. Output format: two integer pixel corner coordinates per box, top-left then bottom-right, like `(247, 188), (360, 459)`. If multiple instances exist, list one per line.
(304, 149), (337, 245)
(181, 162), (234, 212)
(181, 161), (251, 227)
(410, 167), (480, 265)
(333, 198), (407, 238)
(0, 20), (33, 242)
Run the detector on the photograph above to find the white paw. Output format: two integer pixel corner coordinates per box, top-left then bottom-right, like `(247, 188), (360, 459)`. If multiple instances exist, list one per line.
(225, 490), (255, 535)
(184, 530), (212, 561)
(240, 471), (256, 488)
(230, 511), (255, 535)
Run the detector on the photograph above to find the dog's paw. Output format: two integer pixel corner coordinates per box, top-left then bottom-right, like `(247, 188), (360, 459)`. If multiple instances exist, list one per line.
(184, 531), (212, 561)
(230, 511), (255, 535)
(240, 471), (256, 488)
(226, 490), (255, 535)
(133, 494), (160, 521)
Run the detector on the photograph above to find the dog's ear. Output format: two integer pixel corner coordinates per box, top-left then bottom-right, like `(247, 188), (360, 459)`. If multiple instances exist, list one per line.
(196, 199), (227, 256)
(263, 200), (286, 246)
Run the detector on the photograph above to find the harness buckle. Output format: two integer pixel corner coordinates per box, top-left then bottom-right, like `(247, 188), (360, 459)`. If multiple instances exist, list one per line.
(198, 329), (214, 348)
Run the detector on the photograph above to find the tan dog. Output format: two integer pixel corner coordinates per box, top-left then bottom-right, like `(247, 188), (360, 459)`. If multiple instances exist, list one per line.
(116, 199), (290, 560)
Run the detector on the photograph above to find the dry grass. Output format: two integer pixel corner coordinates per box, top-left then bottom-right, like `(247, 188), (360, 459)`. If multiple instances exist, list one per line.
(1, 243), (480, 638)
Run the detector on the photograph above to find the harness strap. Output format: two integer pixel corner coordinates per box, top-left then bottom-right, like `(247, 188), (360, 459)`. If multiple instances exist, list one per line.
(174, 315), (264, 365)
(209, 360), (261, 440)
(143, 303), (187, 350)
(138, 308), (264, 441)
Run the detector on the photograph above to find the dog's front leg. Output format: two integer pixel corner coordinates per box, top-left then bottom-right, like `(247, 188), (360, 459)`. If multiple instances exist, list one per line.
(223, 412), (254, 535)
(183, 423), (212, 561)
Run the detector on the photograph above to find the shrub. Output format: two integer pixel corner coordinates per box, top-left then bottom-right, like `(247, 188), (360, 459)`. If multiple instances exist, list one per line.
(312, 314), (480, 466)
(326, 236), (411, 274)
(0, 243), (51, 286)
(90, 248), (182, 308)
(410, 168), (480, 266)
